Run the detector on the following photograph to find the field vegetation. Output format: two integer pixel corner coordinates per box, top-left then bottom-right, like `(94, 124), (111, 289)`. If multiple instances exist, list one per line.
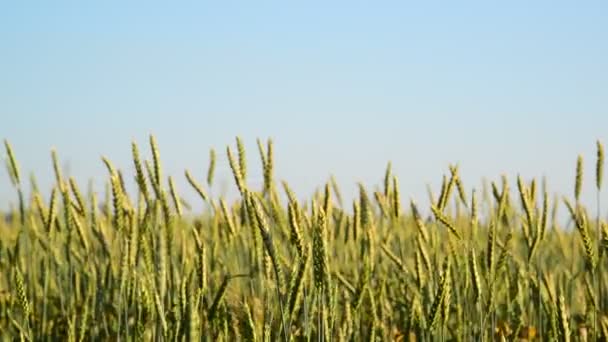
(1, 136), (607, 341)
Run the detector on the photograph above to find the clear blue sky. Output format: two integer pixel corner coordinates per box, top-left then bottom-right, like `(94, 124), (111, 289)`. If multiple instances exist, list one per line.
(1, 1), (608, 216)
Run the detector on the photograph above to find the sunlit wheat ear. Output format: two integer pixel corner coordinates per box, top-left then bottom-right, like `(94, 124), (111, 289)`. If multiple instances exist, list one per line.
(352, 201), (360, 241)
(601, 221), (608, 257)
(235, 136), (248, 181)
(491, 180), (501, 205)
(539, 189), (549, 241)
(152, 284), (169, 334)
(374, 191), (388, 217)
(323, 183), (332, 221)
(557, 288), (571, 342)
(131, 141), (150, 204)
(45, 187), (58, 233)
(184, 169), (209, 203)
(101, 156), (116, 177)
(107, 172), (125, 231)
(470, 189), (479, 235)
(139, 282), (154, 327)
(71, 205), (89, 252)
(264, 138), (274, 194)
(431, 204), (461, 240)
(440, 262), (452, 327)
(281, 180), (298, 206)
(287, 247), (310, 322)
(500, 173), (509, 194)
(156, 210), (168, 303)
(428, 257), (450, 330)
(4, 140), (20, 186)
(597, 140), (605, 190)
(256, 137), (267, 169)
(380, 243), (408, 274)
(149, 134), (162, 186)
(540, 272), (556, 307)
(227, 146), (246, 194)
(14, 268), (30, 321)
(51, 148), (64, 189)
(575, 154), (584, 202)
(441, 172), (456, 211)
(220, 198), (236, 236)
(410, 199), (429, 243)
(168, 176), (182, 216)
(469, 247), (482, 304)
(207, 148), (216, 187)
(450, 164), (468, 207)
(208, 275), (231, 323)
(159, 189), (173, 230)
(584, 275), (598, 309)
(329, 174), (343, 207)
(33, 192), (47, 227)
(392, 176), (401, 219)
(288, 202), (304, 257)
(68, 177), (85, 216)
(383, 161), (392, 197)
(529, 178), (537, 205)
(118, 233), (130, 296)
(249, 192), (284, 289)
(517, 175), (534, 230)
(185, 275), (201, 341)
(564, 197), (595, 270)
(436, 174), (447, 210)
(191, 228), (207, 294)
(116, 169), (130, 201)
(416, 233), (431, 273)
(144, 159), (161, 198)
(579, 211), (596, 271)
(414, 250), (424, 289)
(486, 220), (496, 281)
(335, 271), (356, 296)
(312, 208), (330, 291)
(358, 183), (372, 229)
(241, 300), (257, 340)
(60, 185), (73, 234)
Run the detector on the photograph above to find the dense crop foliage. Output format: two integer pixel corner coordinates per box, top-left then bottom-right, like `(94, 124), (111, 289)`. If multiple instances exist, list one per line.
(1, 136), (607, 341)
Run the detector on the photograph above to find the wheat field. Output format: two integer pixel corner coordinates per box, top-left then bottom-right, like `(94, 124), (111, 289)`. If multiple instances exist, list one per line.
(1, 136), (607, 341)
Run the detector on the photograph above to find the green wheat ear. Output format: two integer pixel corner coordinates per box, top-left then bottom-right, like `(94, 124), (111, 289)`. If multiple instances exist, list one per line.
(236, 136), (247, 181)
(51, 148), (63, 188)
(69, 177), (86, 216)
(288, 202), (304, 257)
(557, 288), (571, 342)
(383, 161), (392, 197)
(185, 169), (209, 203)
(4, 139), (21, 186)
(312, 208), (330, 291)
(575, 154), (584, 202)
(131, 141), (150, 204)
(168, 176), (182, 216)
(227, 146), (246, 194)
(329, 174), (343, 206)
(469, 247), (482, 304)
(431, 204), (461, 240)
(392, 175), (401, 219)
(14, 268), (30, 318)
(455, 171), (468, 207)
(597, 140), (604, 190)
(428, 257), (450, 331)
(323, 182), (332, 221)
(207, 148), (216, 187)
(149, 134), (162, 186)
(601, 221), (608, 256)
(264, 138), (274, 194)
